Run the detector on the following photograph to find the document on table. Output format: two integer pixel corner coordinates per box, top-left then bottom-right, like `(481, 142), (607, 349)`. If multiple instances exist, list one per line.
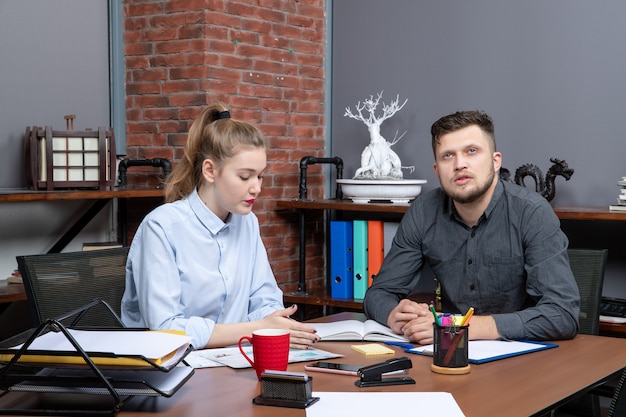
(408, 339), (558, 364)
(306, 392), (465, 417)
(185, 346), (342, 369)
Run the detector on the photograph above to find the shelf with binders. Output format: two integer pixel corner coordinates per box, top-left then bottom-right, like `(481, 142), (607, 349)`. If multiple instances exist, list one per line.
(277, 199), (413, 313)
(276, 199), (626, 314)
(277, 199), (626, 220)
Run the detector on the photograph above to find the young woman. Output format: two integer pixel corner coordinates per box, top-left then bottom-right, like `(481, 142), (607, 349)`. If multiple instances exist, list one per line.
(121, 103), (319, 349)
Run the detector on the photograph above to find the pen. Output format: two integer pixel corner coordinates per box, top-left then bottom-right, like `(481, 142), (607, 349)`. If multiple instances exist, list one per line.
(460, 307), (474, 326)
(416, 349), (433, 357)
(384, 341), (415, 350)
(429, 304), (441, 326)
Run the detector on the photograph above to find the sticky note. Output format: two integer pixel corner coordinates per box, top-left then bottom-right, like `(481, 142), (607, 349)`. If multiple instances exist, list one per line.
(350, 343), (395, 356)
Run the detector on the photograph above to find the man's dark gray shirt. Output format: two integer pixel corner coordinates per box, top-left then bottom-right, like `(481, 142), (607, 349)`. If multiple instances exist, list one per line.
(363, 179), (580, 340)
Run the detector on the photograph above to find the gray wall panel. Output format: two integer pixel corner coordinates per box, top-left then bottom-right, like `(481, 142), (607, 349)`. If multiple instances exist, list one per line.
(331, 0), (626, 207)
(0, 0), (110, 188)
(331, 0), (626, 298)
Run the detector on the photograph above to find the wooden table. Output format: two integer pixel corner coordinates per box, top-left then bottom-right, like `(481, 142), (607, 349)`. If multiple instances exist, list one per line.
(0, 281), (26, 304)
(3, 312), (623, 417)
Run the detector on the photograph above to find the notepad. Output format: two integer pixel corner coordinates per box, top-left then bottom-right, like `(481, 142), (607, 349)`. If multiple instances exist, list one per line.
(351, 343), (395, 356)
(408, 340), (558, 364)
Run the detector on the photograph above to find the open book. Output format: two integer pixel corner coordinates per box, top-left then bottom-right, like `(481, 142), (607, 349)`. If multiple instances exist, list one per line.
(309, 320), (409, 342)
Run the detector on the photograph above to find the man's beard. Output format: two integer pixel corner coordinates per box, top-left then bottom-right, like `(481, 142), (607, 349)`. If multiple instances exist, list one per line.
(443, 168), (495, 204)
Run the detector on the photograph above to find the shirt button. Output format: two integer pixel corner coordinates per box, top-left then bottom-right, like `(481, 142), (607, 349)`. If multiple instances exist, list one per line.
(470, 284), (476, 290)
(471, 230), (476, 238)
(468, 259), (473, 265)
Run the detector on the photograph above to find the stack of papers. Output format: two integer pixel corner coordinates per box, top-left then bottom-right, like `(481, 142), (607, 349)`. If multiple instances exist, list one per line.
(609, 177), (626, 212)
(1, 329), (192, 369)
(600, 315), (626, 324)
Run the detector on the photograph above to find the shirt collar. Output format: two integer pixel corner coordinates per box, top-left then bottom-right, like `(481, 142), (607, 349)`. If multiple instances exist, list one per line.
(445, 178), (504, 223)
(188, 188), (230, 234)
(483, 179), (504, 219)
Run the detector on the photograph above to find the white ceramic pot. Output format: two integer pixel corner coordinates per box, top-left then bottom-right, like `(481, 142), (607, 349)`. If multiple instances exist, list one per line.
(336, 179), (427, 204)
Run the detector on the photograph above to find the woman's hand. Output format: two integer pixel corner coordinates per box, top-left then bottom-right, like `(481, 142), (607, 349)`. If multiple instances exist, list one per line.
(263, 305), (320, 349)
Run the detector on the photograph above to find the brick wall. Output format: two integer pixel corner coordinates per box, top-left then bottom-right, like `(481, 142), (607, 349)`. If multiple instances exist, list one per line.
(122, 0), (327, 293)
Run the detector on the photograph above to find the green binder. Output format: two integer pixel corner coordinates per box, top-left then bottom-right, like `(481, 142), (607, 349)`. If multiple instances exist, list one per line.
(353, 220), (368, 300)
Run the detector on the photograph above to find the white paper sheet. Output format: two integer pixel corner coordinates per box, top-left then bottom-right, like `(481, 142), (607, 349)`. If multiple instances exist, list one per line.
(408, 339), (556, 363)
(185, 346), (342, 369)
(306, 392), (466, 417)
(13, 329), (192, 360)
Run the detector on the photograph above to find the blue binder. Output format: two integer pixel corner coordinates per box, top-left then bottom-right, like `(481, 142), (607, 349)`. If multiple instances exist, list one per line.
(330, 220), (353, 299)
(352, 220), (368, 300)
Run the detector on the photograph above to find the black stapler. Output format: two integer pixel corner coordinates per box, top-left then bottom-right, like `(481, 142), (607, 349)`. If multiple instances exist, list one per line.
(355, 356), (416, 388)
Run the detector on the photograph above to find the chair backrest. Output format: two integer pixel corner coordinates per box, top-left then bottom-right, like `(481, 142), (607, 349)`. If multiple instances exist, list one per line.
(567, 248), (608, 335)
(16, 247), (129, 328)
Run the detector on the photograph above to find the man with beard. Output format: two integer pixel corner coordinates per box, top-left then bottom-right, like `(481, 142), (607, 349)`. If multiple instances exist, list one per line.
(363, 110), (580, 344)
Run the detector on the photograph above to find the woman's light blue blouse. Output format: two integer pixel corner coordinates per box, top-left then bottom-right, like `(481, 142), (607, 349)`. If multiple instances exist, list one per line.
(121, 189), (284, 348)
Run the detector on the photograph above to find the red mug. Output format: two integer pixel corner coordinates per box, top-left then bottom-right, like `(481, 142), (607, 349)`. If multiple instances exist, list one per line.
(238, 329), (290, 380)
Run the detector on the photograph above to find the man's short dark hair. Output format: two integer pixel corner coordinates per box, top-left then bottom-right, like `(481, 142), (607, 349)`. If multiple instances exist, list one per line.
(431, 110), (495, 156)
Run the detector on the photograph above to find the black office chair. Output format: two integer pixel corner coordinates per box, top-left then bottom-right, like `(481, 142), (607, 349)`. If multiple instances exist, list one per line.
(568, 249), (608, 336)
(554, 248), (609, 417)
(16, 247), (129, 328)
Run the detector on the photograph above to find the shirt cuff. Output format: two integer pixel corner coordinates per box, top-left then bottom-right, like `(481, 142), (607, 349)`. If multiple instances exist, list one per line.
(492, 312), (525, 340)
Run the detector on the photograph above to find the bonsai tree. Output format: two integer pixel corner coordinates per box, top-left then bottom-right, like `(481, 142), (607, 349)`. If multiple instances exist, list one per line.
(344, 91), (414, 180)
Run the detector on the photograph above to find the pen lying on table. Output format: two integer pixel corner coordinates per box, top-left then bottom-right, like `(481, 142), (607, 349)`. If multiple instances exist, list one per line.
(384, 341), (416, 350)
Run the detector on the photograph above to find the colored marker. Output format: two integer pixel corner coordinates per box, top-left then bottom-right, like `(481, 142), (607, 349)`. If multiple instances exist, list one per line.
(429, 304), (441, 326)
(461, 307), (474, 326)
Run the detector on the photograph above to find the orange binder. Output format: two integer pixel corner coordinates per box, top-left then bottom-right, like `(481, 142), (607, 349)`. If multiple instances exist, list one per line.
(367, 220), (384, 287)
